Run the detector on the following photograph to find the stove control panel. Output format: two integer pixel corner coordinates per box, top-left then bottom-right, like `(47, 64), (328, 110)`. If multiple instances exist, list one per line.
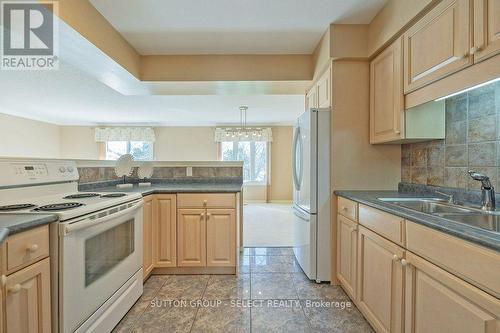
(0, 160), (79, 187)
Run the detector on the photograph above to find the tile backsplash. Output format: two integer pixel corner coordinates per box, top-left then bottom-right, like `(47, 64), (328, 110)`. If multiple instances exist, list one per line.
(402, 80), (500, 190)
(77, 166), (243, 185)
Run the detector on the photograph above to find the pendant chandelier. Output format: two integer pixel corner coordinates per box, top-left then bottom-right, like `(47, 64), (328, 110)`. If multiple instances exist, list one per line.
(214, 106), (273, 142)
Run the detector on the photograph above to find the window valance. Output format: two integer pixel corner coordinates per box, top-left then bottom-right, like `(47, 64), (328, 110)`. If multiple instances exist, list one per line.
(215, 128), (273, 142)
(95, 127), (156, 143)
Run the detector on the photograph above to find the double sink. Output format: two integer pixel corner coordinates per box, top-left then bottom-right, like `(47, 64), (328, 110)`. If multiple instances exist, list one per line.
(378, 197), (500, 233)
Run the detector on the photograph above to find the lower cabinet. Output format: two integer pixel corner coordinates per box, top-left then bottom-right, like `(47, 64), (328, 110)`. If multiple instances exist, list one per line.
(143, 196), (154, 279)
(177, 208), (207, 267)
(404, 252), (500, 333)
(336, 214), (358, 299)
(5, 257), (51, 333)
(206, 209), (236, 267)
(357, 226), (405, 333)
(154, 194), (177, 267)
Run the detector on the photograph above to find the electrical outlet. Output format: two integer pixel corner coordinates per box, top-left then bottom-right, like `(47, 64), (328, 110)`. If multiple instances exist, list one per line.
(186, 166), (193, 177)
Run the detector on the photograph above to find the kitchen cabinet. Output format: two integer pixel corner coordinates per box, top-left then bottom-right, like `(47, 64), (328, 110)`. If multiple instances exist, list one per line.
(143, 196), (154, 279)
(154, 194), (177, 267)
(473, 0), (500, 62)
(357, 226), (404, 333)
(336, 214), (358, 300)
(206, 209), (236, 267)
(4, 257), (51, 333)
(316, 67), (331, 108)
(403, 0), (471, 93)
(404, 252), (500, 333)
(177, 209), (207, 267)
(370, 37), (404, 144)
(305, 85), (318, 110)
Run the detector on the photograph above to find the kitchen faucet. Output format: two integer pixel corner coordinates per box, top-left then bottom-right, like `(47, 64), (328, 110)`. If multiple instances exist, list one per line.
(468, 170), (496, 211)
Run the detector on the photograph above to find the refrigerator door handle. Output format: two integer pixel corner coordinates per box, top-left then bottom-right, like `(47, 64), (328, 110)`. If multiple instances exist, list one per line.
(293, 206), (310, 222)
(292, 127), (303, 191)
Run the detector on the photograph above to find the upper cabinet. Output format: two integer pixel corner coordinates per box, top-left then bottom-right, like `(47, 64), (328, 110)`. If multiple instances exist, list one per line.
(370, 37), (405, 144)
(473, 0), (500, 62)
(403, 0), (472, 93)
(317, 67), (331, 108)
(305, 85), (318, 110)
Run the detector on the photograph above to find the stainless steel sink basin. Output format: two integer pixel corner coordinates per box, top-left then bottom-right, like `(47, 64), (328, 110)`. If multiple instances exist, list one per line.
(378, 198), (474, 214)
(378, 197), (500, 233)
(436, 213), (500, 232)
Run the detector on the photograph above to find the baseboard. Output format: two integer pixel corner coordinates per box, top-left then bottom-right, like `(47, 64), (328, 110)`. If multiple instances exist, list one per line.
(152, 266), (236, 275)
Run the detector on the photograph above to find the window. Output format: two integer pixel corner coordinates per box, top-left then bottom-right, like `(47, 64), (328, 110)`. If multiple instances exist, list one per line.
(105, 141), (153, 161)
(221, 141), (267, 183)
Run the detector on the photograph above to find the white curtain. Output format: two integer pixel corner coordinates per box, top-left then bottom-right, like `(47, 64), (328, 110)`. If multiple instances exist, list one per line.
(95, 127), (156, 142)
(214, 128), (273, 142)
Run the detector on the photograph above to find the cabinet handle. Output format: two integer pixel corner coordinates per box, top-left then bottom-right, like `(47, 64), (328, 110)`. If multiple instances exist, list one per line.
(9, 284), (22, 293)
(27, 244), (39, 253)
(203, 200), (208, 206)
(0, 275), (6, 287)
(341, 206), (348, 211)
(394, 130), (401, 134)
(392, 254), (400, 261)
(400, 259), (409, 267)
(200, 212), (205, 218)
(470, 46), (482, 54)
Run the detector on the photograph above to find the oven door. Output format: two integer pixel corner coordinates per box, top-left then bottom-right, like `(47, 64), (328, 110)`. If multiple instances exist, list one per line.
(59, 199), (143, 333)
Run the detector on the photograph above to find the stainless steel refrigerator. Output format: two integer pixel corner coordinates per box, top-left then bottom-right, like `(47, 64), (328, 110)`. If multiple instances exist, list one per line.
(292, 108), (331, 282)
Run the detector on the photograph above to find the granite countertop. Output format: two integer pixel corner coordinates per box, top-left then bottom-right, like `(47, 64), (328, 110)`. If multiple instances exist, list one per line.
(0, 214), (58, 243)
(89, 182), (243, 195)
(335, 190), (500, 252)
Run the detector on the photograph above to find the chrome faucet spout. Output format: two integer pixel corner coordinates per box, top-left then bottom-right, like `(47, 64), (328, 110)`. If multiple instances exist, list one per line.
(468, 170), (496, 211)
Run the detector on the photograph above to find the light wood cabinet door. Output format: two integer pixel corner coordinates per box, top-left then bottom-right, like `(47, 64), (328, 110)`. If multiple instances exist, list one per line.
(154, 194), (177, 267)
(403, 0), (471, 93)
(336, 214), (357, 300)
(143, 196), (154, 279)
(370, 37), (404, 144)
(206, 209), (236, 267)
(5, 257), (51, 333)
(473, 0), (500, 62)
(305, 86), (318, 110)
(317, 67), (331, 108)
(357, 226), (405, 333)
(177, 209), (206, 267)
(404, 252), (500, 333)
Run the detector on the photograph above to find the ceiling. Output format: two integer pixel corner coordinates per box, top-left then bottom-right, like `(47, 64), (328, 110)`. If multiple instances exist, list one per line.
(0, 61), (304, 126)
(89, 0), (386, 55)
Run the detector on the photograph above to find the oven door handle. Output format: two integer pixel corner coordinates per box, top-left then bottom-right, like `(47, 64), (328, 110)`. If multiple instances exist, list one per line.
(63, 200), (144, 236)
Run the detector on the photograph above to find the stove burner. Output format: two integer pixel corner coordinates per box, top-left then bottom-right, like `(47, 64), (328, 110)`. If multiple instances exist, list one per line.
(0, 203), (37, 211)
(64, 193), (100, 199)
(36, 202), (84, 211)
(100, 193), (127, 198)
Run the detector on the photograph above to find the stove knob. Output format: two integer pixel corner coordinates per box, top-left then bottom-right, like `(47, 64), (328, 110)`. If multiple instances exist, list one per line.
(59, 166), (66, 173)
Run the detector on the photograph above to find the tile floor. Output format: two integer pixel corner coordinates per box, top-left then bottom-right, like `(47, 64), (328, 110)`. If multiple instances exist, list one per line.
(113, 247), (373, 333)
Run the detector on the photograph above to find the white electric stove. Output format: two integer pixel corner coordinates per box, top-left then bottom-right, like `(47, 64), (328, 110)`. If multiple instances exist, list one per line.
(0, 159), (144, 333)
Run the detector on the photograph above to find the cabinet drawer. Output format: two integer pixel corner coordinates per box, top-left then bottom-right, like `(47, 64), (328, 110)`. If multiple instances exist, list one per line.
(406, 221), (500, 298)
(359, 205), (405, 246)
(6, 225), (49, 274)
(177, 193), (235, 208)
(338, 197), (358, 221)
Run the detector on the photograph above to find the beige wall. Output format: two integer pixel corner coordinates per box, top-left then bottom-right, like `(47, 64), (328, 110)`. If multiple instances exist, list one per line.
(0, 113), (61, 158)
(154, 127), (218, 161)
(60, 126), (100, 159)
(269, 126), (293, 201)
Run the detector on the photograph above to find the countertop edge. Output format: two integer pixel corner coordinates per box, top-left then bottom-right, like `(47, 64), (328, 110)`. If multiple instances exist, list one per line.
(0, 214), (59, 243)
(335, 191), (500, 253)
